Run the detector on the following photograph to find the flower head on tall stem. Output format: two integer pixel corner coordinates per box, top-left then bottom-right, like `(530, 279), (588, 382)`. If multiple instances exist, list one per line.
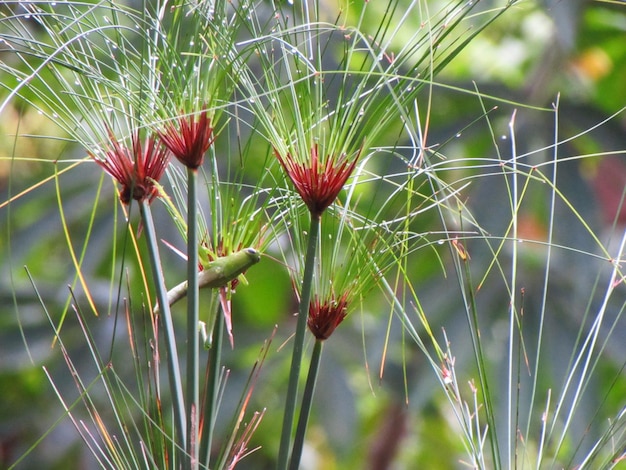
(91, 128), (171, 205)
(275, 145), (361, 219)
(307, 291), (350, 341)
(158, 108), (215, 169)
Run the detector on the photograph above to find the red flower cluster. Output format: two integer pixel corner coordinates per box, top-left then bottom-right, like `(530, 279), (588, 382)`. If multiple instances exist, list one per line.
(307, 292), (349, 340)
(275, 145), (360, 218)
(92, 129), (170, 205)
(158, 108), (214, 169)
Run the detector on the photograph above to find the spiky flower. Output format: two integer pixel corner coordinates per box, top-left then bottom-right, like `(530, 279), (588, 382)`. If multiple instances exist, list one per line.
(275, 145), (360, 219)
(158, 108), (214, 169)
(307, 292), (350, 340)
(91, 129), (171, 204)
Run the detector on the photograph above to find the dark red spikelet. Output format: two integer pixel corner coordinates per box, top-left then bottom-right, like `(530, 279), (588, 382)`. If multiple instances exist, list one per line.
(307, 292), (349, 340)
(275, 145), (360, 218)
(92, 129), (170, 204)
(159, 108), (214, 169)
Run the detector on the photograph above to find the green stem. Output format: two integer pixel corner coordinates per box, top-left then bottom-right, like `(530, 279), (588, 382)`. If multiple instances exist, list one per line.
(276, 213), (320, 470)
(186, 167), (200, 470)
(139, 201), (186, 450)
(461, 256), (501, 469)
(289, 339), (323, 470)
(200, 304), (224, 467)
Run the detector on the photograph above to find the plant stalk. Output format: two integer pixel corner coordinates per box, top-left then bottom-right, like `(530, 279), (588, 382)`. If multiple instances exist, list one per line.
(200, 304), (224, 466)
(276, 213), (320, 470)
(140, 200), (187, 451)
(461, 254), (501, 469)
(186, 167), (200, 470)
(289, 339), (323, 470)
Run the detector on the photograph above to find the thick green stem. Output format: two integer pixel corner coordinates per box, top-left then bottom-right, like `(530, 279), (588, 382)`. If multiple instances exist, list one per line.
(276, 213), (320, 470)
(199, 305), (224, 467)
(139, 201), (186, 450)
(289, 339), (323, 470)
(186, 167), (200, 470)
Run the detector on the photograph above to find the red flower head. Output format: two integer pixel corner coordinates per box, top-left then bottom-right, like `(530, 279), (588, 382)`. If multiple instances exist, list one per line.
(158, 108), (215, 169)
(275, 145), (360, 219)
(91, 129), (170, 205)
(307, 292), (349, 340)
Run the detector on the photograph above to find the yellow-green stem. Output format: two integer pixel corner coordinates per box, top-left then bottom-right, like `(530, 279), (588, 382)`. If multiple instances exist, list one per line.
(460, 252), (501, 469)
(200, 305), (224, 466)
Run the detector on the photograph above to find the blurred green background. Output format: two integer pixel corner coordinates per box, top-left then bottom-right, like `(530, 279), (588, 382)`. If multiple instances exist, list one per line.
(2, 1), (625, 468)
